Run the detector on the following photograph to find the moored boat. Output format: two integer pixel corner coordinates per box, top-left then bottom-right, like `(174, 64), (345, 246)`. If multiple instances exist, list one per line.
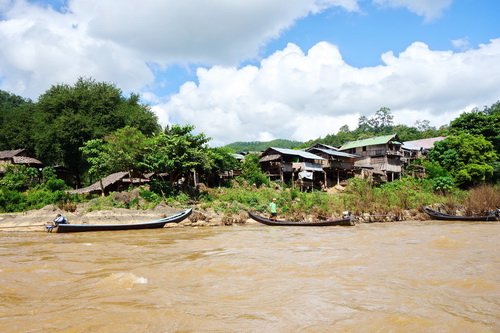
(423, 206), (499, 221)
(46, 208), (193, 233)
(247, 211), (355, 226)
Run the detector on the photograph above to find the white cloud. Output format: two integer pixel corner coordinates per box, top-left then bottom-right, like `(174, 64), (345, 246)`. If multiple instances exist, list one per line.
(0, 0), (358, 98)
(452, 37), (470, 51)
(372, 0), (453, 21)
(155, 39), (500, 146)
(0, 0), (498, 147)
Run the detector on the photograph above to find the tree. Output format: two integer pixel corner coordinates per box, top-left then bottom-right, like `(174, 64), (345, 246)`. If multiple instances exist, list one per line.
(427, 133), (498, 186)
(449, 103), (500, 155)
(143, 125), (211, 184)
(0, 91), (35, 150)
(32, 77), (160, 185)
(240, 153), (268, 187)
(104, 126), (149, 178)
(80, 139), (110, 194)
(369, 107), (394, 133)
(80, 127), (149, 191)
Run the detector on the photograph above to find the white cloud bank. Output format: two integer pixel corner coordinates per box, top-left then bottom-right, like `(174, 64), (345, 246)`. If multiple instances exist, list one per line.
(1, 0), (498, 146)
(156, 39), (500, 146)
(0, 0), (358, 97)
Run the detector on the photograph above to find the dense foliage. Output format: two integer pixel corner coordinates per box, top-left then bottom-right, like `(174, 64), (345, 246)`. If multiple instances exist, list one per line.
(1, 78), (499, 214)
(1, 77), (160, 185)
(225, 139), (303, 152)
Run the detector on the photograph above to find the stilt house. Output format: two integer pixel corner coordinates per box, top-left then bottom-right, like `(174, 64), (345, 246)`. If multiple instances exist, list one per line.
(305, 145), (358, 187)
(339, 134), (403, 182)
(259, 147), (325, 190)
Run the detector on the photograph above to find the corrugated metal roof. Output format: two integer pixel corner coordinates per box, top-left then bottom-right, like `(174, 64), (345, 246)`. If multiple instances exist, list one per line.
(403, 137), (446, 150)
(309, 148), (358, 158)
(265, 147), (324, 160)
(339, 134), (399, 151)
(310, 143), (339, 151)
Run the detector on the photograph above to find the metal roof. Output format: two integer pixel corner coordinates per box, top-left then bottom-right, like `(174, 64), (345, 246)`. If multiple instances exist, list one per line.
(339, 134), (400, 150)
(402, 137), (447, 150)
(308, 147), (358, 158)
(264, 147), (324, 160)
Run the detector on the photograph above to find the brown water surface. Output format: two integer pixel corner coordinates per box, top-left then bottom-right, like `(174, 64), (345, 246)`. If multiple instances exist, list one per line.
(1, 221), (499, 332)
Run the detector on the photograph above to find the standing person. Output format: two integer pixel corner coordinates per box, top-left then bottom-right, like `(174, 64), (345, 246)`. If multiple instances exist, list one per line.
(269, 198), (277, 221)
(52, 213), (68, 226)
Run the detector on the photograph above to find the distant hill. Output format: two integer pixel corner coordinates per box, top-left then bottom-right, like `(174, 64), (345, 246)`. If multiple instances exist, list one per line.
(225, 139), (303, 152)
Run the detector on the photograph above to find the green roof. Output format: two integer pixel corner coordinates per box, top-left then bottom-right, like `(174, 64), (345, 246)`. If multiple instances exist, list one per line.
(339, 134), (400, 151)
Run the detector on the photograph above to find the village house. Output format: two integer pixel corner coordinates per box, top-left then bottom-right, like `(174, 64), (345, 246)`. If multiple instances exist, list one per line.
(305, 143), (358, 187)
(0, 149), (43, 175)
(401, 137), (447, 164)
(259, 147), (325, 191)
(339, 134), (403, 182)
(401, 136), (447, 178)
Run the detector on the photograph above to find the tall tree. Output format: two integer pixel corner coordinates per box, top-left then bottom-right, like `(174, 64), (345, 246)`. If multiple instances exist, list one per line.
(449, 103), (500, 154)
(143, 125), (211, 184)
(428, 133), (498, 186)
(32, 77), (160, 185)
(0, 91), (35, 150)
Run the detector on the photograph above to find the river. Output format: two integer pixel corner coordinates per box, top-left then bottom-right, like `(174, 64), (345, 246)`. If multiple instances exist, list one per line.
(1, 221), (498, 332)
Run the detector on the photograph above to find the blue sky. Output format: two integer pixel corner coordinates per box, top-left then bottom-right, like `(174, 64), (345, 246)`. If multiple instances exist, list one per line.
(1, 0), (499, 146)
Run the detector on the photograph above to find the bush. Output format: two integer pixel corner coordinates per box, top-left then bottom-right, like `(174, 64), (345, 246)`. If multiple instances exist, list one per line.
(44, 179), (67, 192)
(432, 177), (456, 194)
(139, 189), (162, 204)
(0, 188), (27, 212)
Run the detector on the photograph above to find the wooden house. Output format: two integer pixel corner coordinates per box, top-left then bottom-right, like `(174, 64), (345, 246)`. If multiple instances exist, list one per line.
(305, 146), (358, 187)
(401, 137), (447, 164)
(0, 149), (43, 174)
(401, 136), (446, 178)
(339, 134), (403, 182)
(259, 147), (325, 190)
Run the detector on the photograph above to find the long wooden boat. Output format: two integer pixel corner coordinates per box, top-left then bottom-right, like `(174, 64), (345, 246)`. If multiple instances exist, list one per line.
(248, 211), (354, 226)
(423, 206), (499, 221)
(46, 208), (193, 233)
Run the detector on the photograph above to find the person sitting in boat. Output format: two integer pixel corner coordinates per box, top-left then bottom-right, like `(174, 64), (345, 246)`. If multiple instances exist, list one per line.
(269, 198), (277, 221)
(52, 214), (68, 226)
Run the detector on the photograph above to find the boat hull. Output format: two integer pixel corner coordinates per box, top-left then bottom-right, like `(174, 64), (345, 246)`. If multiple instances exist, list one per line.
(248, 211), (354, 226)
(47, 208), (193, 233)
(423, 207), (499, 221)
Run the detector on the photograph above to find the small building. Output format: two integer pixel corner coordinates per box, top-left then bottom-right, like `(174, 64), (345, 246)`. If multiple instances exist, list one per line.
(401, 136), (447, 178)
(0, 149), (43, 174)
(305, 146), (358, 187)
(259, 147), (325, 190)
(339, 134), (403, 182)
(402, 137), (447, 164)
(68, 171), (149, 195)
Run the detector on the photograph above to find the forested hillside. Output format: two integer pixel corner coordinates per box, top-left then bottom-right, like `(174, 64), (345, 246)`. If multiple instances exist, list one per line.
(225, 139), (303, 152)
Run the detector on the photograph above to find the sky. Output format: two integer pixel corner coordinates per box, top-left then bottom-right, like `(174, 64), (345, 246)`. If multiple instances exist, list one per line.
(0, 0), (499, 146)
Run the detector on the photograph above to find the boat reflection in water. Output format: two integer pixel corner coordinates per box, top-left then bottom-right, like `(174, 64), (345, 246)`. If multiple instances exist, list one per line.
(1, 221), (499, 332)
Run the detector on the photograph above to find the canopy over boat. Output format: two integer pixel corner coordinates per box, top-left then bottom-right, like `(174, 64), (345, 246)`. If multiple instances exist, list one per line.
(46, 208), (193, 233)
(423, 206), (499, 221)
(247, 211), (354, 226)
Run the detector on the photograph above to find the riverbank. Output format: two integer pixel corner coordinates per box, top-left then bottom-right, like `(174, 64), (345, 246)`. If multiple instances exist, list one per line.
(0, 200), (435, 233)
(0, 201), (259, 232)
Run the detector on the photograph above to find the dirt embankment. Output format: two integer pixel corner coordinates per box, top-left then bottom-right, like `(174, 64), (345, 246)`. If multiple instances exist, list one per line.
(0, 201), (257, 232)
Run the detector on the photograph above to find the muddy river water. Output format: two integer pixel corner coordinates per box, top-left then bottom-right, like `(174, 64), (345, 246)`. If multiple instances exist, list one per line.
(1, 221), (499, 332)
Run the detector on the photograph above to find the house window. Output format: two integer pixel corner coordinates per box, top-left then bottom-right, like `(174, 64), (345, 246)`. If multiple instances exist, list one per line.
(362, 146), (367, 152)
